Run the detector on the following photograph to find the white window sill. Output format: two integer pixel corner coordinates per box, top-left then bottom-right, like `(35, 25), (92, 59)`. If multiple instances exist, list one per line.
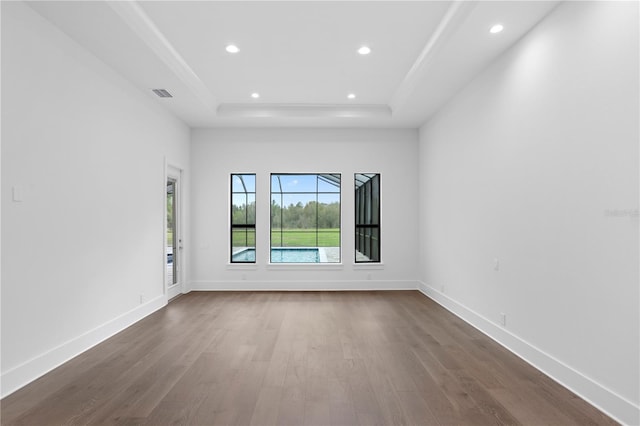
(266, 263), (344, 271)
(226, 263), (259, 271)
(226, 262), (383, 271)
(352, 262), (385, 270)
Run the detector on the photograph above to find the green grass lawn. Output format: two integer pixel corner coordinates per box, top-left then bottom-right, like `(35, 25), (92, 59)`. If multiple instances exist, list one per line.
(271, 228), (340, 247)
(232, 229), (256, 248)
(232, 228), (340, 248)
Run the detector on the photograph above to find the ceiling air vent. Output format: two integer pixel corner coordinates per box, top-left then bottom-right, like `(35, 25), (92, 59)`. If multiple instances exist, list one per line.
(152, 89), (173, 98)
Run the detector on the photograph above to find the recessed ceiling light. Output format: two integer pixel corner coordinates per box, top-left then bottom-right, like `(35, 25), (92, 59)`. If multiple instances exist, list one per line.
(226, 44), (240, 53)
(357, 46), (371, 55)
(347, 93), (356, 99)
(490, 24), (504, 34)
(251, 92), (260, 99)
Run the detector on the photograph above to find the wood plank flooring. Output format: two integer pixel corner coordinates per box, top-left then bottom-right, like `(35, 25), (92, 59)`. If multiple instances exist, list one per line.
(1, 291), (617, 425)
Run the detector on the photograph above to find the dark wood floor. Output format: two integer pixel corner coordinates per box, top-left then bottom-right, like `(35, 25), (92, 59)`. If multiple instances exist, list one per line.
(2, 291), (616, 425)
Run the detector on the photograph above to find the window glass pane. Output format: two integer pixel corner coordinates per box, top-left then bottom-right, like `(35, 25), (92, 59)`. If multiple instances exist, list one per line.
(271, 174), (281, 192)
(277, 174), (316, 193)
(232, 174), (255, 193)
(318, 194), (340, 231)
(232, 229), (256, 262)
(371, 228), (380, 262)
(280, 194), (315, 230)
(372, 175), (380, 224)
(243, 176), (256, 193)
(232, 228), (256, 248)
(271, 195), (282, 230)
(318, 174), (341, 193)
(317, 193), (340, 205)
(355, 173), (380, 263)
(231, 174), (256, 263)
(246, 194), (256, 224)
(270, 174), (340, 263)
(282, 193), (316, 209)
(231, 193), (248, 224)
(365, 185), (372, 224)
(231, 175), (244, 192)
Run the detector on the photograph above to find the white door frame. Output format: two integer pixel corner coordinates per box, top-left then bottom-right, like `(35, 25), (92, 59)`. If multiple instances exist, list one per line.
(165, 164), (183, 300)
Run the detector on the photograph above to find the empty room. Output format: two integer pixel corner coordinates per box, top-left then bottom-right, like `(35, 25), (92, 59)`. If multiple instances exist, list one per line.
(1, 1), (638, 425)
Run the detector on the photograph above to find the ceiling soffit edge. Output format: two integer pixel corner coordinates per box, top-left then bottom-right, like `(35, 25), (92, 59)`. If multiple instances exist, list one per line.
(107, 0), (218, 112)
(389, 0), (477, 113)
(217, 103), (392, 119)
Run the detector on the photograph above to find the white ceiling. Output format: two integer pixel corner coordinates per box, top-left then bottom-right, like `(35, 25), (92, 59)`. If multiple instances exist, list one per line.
(28, 1), (560, 128)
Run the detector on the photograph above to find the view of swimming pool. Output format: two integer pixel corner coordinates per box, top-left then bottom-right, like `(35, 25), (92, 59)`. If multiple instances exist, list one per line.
(232, 248), (321, 263)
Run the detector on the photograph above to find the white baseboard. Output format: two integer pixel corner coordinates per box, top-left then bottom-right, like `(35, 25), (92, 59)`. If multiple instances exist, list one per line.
(1, 295), (166, 399)
(417, 282), (639, 426)
(189, 279), (418, 291)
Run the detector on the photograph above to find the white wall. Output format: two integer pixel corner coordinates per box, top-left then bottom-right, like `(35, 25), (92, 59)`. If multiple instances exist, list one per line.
(190, 128), (418, 290)
(418, 1), (639, 424)
(1, 2), (190, 396)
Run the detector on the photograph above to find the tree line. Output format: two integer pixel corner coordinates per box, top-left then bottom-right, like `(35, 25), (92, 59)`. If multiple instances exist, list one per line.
(232, 201), (340, 229)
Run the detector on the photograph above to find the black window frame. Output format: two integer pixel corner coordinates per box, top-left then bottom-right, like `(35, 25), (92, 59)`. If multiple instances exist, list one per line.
(230, 173), (256, 263)
(355, 173), (380, 263)
(270, 173), (341, 263)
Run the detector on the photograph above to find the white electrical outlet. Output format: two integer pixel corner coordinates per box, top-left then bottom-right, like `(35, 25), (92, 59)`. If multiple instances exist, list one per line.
(139, 294), (145, 304)
(500, 313), (506, 326)
(441, 285), (445, 293)
(494, 258), (500, 271)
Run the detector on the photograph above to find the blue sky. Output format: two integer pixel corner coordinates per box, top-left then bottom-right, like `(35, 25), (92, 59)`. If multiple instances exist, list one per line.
(232, 174), (255, 193)
(271, 174), (340, 193)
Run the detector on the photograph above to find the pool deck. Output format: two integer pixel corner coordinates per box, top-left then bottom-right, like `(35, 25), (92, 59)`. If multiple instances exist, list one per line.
(320, 248), (371, 262)
(321, 247), (340, 263)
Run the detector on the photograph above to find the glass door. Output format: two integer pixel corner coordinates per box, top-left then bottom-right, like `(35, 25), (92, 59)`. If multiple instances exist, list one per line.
(166, 167), (182, 299)
(167, 178), (177, 287)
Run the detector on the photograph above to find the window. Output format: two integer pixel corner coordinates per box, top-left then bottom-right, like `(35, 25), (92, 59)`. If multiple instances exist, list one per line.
(355, 173), (380, 262)
(270, 174), (340, 263)
(230, 174), (256, 263)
